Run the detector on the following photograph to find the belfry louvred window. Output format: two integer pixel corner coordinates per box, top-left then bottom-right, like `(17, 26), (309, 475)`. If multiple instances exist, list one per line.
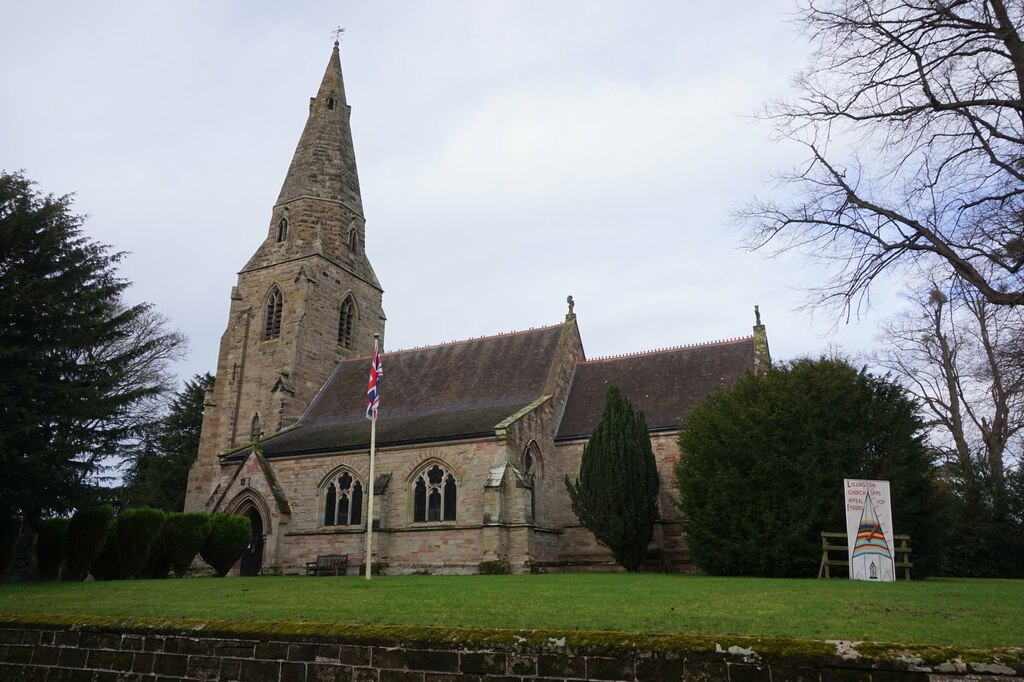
(413, 464), (457, 523)
(264, 287), (283, 340)
(338, 296), (355, 348)
(322, 470), (364, 527)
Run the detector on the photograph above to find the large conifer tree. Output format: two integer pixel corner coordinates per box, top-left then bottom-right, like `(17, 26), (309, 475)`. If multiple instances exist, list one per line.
(676, 358), (943, 577)
(0, 172), (185, 525)
(565, 385), (660, 571)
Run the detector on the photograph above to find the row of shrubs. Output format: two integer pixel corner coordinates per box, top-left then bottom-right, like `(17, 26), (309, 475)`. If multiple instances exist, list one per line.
(34, 506), (253, 580)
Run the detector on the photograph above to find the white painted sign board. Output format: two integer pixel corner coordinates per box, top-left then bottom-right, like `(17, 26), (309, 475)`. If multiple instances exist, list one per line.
(843, 479), (895, 582)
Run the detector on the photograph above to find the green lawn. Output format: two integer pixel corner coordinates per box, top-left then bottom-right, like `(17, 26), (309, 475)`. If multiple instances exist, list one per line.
(1, 574), (1021, 648)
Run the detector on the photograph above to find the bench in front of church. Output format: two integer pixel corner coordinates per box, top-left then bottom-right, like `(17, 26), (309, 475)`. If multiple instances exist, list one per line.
(305, 554), (349, 576)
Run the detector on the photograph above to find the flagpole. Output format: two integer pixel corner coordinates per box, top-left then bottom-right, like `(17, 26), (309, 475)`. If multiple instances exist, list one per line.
(365, 336), (379, 581)
(365, 416), (376, 580)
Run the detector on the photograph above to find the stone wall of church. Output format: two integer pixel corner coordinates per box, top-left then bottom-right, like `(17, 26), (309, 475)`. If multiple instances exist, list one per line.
(213, 436), (536, 575)
(206, 423), (690, 576)
(501, 319), (585, 538)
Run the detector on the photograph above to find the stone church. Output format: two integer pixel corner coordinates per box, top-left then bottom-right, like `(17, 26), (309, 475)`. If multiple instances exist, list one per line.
(184, 42), (770, 575)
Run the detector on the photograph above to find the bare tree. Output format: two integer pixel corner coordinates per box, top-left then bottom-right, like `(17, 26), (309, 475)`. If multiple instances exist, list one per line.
(741, 0), (1024, 314)
(874, 280), (1024, 502)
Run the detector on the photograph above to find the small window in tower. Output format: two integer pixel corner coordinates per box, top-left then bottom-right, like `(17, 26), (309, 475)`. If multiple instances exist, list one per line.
(338, 296), (355, 348)
(327, 97), (335, 110)
(264, 287), (283, 340)
(348, 229), (358, 253)
(277, 217), (289, 242)
(250, 414), (261, 441)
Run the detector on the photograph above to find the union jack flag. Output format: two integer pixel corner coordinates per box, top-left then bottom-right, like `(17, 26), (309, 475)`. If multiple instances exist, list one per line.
(366, 344), (383, 420)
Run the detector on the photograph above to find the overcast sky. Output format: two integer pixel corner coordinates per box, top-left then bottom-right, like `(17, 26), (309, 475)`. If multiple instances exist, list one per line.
(2, 1), (906, 387)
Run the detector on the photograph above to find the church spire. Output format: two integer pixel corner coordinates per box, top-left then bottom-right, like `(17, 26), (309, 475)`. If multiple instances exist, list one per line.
(276, 41), (362, 213)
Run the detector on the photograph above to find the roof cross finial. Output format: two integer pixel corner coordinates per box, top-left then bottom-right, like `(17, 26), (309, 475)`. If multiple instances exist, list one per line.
(332, 26), (346, 46)
(566, 295), (575, 320)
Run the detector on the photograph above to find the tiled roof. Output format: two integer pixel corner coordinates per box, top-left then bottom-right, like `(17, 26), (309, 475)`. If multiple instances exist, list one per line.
(555, 337), (756, 441)
(255, 324), (565, 458)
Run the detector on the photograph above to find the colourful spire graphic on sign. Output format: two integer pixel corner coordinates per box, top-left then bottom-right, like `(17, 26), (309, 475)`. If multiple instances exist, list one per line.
(852, 490), (891, 559)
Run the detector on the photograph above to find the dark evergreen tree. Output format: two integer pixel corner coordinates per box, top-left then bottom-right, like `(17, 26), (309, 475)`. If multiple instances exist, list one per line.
(121, 373), (214, 511)
(565, 385), (660, 571)
(0, 172), (185, 526)
(676, 358), (944, 577)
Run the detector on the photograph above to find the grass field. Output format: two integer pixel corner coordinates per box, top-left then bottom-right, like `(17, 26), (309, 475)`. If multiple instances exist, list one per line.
(2, 574), (1021, 648)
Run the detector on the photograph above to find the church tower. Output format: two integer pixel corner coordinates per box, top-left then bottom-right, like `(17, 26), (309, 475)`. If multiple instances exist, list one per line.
(185, 41), (385, 511)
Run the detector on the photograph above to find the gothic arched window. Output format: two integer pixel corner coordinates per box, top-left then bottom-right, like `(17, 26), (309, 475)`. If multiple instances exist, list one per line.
(264, 287), (283, 340)
(348, 229), (358, 253)
(250, 413), (261, 441)
(322, 470), (364, 527)
(276, 216), (289, 242)
(523, 442), (541, 521)
(412, 464), (457, 523)
(338, 296), (355, 348)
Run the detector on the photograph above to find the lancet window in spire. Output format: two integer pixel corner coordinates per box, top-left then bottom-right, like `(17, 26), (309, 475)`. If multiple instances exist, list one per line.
(338, 296), (355, 348)
(264, 287), (283, 340)
(277, 217), (289, 242)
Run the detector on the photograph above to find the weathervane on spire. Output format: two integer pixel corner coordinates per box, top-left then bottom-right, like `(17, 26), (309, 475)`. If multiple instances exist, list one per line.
(332, 26), (346, 45)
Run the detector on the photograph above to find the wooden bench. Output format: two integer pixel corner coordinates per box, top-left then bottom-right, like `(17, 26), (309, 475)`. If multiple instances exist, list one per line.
(818, 532), (912, 579)
(305, 553), (348, 576)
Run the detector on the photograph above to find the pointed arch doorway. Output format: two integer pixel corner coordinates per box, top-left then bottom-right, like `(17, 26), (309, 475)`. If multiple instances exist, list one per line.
(239, 506), (264, 576)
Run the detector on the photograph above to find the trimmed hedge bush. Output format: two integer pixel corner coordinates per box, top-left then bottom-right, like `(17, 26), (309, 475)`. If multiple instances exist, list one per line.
(199, 513), (251, 577)
(64, 505), (114, 581)
(116, 507), (166, 579)
(478, 560), (509, 575)
(89, 519), (119, 581)
(143, 527), (172, 579)
(356, 561), (388, 576)
(163, 512), (211, 577)
(0, 517), (21, 575)
(36, 518), (71, 581)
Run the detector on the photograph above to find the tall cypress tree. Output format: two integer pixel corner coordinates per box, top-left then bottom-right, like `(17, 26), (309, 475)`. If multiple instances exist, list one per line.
(565, 385), (660, 571)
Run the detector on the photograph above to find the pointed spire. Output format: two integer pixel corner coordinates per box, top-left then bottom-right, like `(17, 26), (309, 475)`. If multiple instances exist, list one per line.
(276, 41), (362, 213)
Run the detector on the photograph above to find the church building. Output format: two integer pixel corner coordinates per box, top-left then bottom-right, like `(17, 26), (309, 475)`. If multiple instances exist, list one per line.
(184, 42), (770, 575)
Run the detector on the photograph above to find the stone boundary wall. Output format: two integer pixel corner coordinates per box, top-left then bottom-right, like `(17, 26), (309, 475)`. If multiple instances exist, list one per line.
(1, 617), (1022, 682)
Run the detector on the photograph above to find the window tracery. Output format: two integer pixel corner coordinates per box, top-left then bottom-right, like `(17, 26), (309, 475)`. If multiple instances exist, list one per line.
(322, 469), (364, 527)
(412, 463), (457, 522)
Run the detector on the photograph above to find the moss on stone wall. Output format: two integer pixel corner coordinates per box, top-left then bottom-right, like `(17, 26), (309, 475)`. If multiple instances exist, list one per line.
(1, 612), (1022, 676)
